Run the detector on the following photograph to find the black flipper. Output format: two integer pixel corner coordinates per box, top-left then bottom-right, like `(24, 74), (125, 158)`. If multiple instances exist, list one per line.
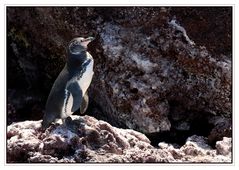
(67, 81), (83, 112)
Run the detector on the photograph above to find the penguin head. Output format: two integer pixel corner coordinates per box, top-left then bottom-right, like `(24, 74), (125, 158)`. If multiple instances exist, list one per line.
(68, 37), (94, 55)
(67, 37), (94, 65)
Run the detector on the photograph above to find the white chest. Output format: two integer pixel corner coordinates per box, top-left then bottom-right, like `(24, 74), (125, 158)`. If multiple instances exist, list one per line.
(77, 59), (94, 96)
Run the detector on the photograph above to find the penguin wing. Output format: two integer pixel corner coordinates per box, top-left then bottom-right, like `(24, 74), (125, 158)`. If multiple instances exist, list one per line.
(66, 81), (83, 113)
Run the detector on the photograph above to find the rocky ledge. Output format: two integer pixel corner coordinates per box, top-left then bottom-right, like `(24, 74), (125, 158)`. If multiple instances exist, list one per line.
(7, 116), (231, 163)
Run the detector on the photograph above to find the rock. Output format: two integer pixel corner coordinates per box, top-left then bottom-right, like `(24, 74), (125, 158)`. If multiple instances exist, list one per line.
(208, 116), (232, 144)
(179, 135), (232, 162)
(7, 7), (232, 135)
(7, 120), (42, 162)
(215, 137), (232, 156)
(170, 7), (232, 56)
(7, 115), (153, 163)
(7, 117), (231, 163)
(93, 7), (232, 133)
(181, 135), (212, 156)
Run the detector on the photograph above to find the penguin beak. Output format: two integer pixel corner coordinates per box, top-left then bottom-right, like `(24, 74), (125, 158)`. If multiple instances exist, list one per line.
(81, 37), (95, 48)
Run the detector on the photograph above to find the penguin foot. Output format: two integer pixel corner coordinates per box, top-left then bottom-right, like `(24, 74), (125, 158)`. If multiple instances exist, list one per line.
(65, 116), (73, 125)
(63, 116), (86, 135)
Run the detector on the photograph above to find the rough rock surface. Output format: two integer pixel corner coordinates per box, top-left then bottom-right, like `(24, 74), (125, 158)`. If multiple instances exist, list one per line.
(7, 7), (232, 137)
(7, 116), (231, 163)
(97, 15), (231, 133)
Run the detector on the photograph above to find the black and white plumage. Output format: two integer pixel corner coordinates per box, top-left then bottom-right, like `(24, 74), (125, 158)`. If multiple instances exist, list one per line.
(42, 37), (94, 129)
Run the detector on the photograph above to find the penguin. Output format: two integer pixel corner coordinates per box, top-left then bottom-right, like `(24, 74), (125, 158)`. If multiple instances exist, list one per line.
(42, 37), (94, 129)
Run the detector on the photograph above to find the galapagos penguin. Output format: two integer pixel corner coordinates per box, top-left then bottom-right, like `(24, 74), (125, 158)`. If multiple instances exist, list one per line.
(42, 37), (94, 129)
